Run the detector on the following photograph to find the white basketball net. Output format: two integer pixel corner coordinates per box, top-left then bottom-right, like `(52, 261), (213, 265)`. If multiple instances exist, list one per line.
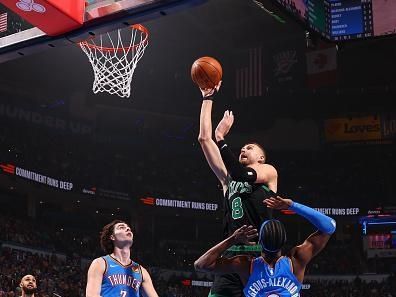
(79, 24), (148, 98)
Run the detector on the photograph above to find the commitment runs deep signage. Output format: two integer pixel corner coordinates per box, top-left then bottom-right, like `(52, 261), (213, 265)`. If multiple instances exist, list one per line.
(140, 197), (218, 212)
(0, 163), (73, 191)
(282, 207), (360, 216)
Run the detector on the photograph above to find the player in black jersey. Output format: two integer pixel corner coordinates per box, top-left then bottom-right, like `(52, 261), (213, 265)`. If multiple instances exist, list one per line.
(197, 82), (278, 297)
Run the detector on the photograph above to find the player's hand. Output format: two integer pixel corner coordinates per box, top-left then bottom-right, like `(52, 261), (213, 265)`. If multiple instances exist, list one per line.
(232, 225), (258, 245)
(200, 81), (222, 98)
(264, 196), (293, 210)
(215, 110), (234, 141)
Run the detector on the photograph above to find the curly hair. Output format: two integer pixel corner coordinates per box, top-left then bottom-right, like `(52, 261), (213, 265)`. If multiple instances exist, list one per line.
(100, 220), (126, 254)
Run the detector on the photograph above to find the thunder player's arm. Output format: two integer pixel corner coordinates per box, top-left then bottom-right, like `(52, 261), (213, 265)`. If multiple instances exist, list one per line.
(140, 266), (159, 297)
(290, 230), (332, 283)
(265, 196), (336, 282)
(198, 98), (228, 191)
(86, 257), (106, 297)
(194, 225), (257, 280)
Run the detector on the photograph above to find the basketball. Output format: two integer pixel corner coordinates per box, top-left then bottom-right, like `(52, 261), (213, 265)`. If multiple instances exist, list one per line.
(191, 56), (223, 89)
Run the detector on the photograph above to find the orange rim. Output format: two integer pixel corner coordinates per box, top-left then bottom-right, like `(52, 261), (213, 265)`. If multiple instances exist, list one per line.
(80, 24), (149, 52)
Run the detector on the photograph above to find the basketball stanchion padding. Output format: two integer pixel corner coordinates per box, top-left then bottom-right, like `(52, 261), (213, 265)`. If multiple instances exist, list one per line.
(79, 24), (149, 98)
(0, 0), (84, 36)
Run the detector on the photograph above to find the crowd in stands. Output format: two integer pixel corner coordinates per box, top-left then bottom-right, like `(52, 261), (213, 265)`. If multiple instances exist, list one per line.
(0, 245), (213, 297)
(0, 215), (100, 259)
(1, 244), (396, 297)
(4, 207), (393, 276)
(0, 247), (84, 297)
(0, 211), (395, 296)
(306, 241), (396, 275)
(303, 275), (396, 297)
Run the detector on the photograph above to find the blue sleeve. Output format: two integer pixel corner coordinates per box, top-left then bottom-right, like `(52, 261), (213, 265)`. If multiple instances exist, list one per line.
(289, 202), (336, 234)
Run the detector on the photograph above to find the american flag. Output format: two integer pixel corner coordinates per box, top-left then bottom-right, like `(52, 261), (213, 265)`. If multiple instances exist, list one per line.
(235, 47), (263, 99)
(0, 12), (7, 33)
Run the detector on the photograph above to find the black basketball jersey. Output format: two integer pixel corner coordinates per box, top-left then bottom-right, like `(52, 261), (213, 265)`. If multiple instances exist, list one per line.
(223, 177), (275, 239)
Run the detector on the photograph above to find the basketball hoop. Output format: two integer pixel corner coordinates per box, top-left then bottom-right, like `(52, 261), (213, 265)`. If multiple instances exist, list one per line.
(79, 24), (149, 98)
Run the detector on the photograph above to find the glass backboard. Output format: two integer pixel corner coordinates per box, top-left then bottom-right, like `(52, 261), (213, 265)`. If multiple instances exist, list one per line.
(0, 0), (206, 63)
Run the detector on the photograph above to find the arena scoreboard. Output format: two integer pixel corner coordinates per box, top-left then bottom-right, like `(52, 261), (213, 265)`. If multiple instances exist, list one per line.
(273, 0), (396, 41)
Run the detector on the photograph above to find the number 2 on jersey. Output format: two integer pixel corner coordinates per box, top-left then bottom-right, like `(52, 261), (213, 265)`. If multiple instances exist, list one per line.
(231, 197), (244, 219)
(120, 290), (127, 297)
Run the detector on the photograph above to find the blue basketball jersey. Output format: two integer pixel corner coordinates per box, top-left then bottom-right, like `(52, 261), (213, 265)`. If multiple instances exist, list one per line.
(101, 255), (143, 297)
(244, 256), (302, 297)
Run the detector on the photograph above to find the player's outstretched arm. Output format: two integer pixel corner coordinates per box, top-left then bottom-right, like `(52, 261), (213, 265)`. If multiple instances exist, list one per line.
(86, 258), (105, 297)
(198, 83), (228, 189)
(288, 200), (335, 261)
(264, 196), (336, 281)
(194, 225), (257, 277)
(140, 267), (159, 297)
